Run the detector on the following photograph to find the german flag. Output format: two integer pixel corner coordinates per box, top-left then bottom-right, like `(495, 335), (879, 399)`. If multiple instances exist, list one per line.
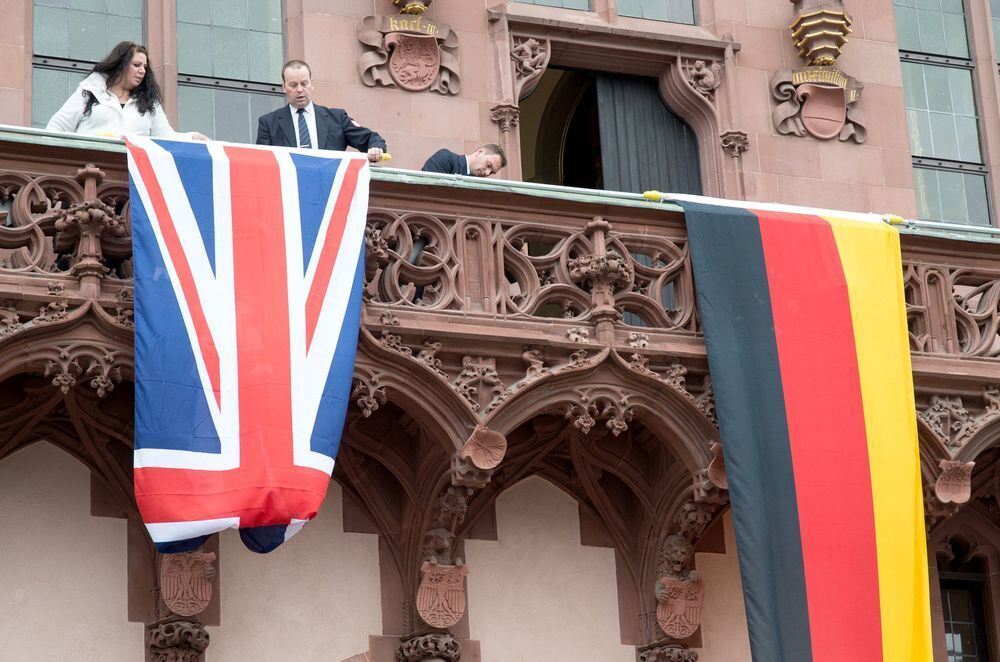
(676, 199), (933, 662)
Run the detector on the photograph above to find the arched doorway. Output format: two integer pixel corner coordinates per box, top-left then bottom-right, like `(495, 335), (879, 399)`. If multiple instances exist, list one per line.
(519, 69), (702, 195)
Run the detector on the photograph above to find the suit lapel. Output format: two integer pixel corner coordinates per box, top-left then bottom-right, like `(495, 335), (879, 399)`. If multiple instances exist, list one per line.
(277, 107), (295, 147)
(315, 105), (330, 150)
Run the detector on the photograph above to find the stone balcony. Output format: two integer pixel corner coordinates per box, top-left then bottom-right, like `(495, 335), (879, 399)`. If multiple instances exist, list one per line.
(0, 127), (998, 655)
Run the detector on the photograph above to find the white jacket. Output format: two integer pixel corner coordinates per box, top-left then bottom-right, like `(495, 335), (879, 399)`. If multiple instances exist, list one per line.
(45, 72), (189, 139)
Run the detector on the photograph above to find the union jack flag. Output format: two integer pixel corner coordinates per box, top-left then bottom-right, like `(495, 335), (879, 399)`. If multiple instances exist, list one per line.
(126, 136), (369, 553)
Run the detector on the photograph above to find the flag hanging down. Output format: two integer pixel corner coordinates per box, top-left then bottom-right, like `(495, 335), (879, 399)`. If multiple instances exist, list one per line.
(126, 137), (369, 554)
(675, 197), (933, 662)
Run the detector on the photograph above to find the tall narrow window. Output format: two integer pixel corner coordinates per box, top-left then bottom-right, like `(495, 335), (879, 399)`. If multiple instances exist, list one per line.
(895, 0), (990, 226)
(31, 0), (145, 127)
(176, 0), (285, 142)
(616, 0), (696, 24)
(939, 537), (995, 662)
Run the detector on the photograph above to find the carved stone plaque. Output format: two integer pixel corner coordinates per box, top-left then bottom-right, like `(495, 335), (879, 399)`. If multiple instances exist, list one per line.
(386, 33), (440, 92)
(160, 552), (216, 617)
(656, 575), (705, 640)
(416, 561), (469, 629)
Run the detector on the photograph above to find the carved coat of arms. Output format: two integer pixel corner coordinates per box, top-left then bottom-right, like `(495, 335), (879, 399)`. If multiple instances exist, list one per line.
(771, 67), (866, 142)
(416, 561), (469, 628)
(358, 15), (460, 95)
(655, 574), (705, 640)
(160, 552), (216, 617)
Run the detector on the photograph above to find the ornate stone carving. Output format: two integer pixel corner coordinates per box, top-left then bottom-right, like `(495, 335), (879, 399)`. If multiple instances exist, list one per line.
(521, 345), (548, 381)
(683, 60), (722, 99)
(675, 501), (715, 540)
(417, 338), (447, 376)
(452, 356), (505, 411)
(53, 198), (127, 279)
(34, 299), (69, 325)
(353, 372), (387, 417)
(654, 534), (704, 641)
(638, 645), (699, 662)
(566, 389), (634, 436)
(935, 459), (975, 505)
(358, 15), (460, 95)
(568, 250), (634, 298)
(511, 36), (550, 100)
(114, 287), (134, 328)
(918, 393), (1000, 450)
(145, 617), (209, 662)
(459, 424), (507, 470)
(0, 303), (23, 338)
(397, 633), (461, 662)
(628, 332), (649, 348)
(567, 326), (592, 343)
(161, 552), (216, 618)
(720, 130), (750, 158)
(490, 103), (519, 133)
(695, 378), (717, 425)
(771, 67), (865, 142)
(416, 561), (469, 629)
(41, 345), (123, 397)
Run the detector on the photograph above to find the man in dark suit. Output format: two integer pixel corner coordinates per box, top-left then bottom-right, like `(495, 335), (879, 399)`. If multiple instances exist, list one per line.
(422, 144), (506, 177)
(256, 59), (387, 162)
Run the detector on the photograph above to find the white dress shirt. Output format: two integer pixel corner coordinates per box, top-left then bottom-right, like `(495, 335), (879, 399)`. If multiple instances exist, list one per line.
(290, 102), (319, 149)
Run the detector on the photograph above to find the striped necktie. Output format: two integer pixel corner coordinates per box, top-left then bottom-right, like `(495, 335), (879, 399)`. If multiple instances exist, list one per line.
(296, 108), (311, 148)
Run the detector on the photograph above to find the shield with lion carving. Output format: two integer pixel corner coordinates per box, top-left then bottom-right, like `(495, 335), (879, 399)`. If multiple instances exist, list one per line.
(416, 561), (468, 628)
(656, 576), (705, 640)
(796, 83), (847, 140)
(160, 552), (215, 617)
(385, 33), (440, 92)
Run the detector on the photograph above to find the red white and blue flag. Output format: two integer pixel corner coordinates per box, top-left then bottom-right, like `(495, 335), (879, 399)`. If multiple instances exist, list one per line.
(126, 137), (369, 554)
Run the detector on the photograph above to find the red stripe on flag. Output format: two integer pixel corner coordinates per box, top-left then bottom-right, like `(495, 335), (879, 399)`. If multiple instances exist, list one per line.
(756, 210), (884, 661)
(224, 145), (294, 470)
(128, 141), (221, 407)
(135, 467), (331, 526)
(305, 159), (363, 349)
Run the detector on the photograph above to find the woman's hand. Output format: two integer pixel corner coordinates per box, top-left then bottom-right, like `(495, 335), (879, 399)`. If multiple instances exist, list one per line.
(191, 132), (210, 141)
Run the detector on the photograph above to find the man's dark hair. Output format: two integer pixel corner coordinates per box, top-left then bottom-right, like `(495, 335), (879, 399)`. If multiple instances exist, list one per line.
(282, 60), (313, 81)
(481, 143), (507, 168)
(83, 41), (161, 117)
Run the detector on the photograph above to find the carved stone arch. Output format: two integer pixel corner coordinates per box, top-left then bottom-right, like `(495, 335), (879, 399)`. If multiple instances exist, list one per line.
(658, 56), (726, 198)
(931, 505), (1000, 567)
(955, 415), (1000, 463)
(356, 327), (479, 455)
(485, 353), (715, 476)
(918, 417), (952, 486)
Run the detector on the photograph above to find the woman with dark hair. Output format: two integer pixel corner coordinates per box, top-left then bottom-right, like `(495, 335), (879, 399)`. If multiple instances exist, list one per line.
(46, 41), (208, 140)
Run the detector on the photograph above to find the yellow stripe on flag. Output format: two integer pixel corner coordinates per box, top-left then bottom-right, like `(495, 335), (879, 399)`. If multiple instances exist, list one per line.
(825, 215), (933, 662)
